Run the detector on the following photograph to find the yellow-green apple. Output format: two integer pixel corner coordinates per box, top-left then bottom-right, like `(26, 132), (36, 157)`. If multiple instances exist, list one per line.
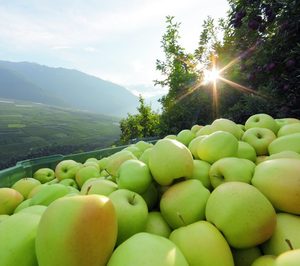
(18, 205), (47, 216)
(0, 212), (41, 266)
(81, 179), (118, 196)
(149, 139), (193, 186)
(209, 158), (255, 188)
(35, 195), (117, 266)
(188, 135), (206, 159)
(80, 177), (102, 193)
(139, 147), (153, 166)
(242, 128), (276, 155)
(160, 179), (210, 229)
(105, 150), (137, 177)
(107, 232), (188, 266)
(83, 161), (100, 171)
(197, 131), (239, 164)
(75, 165), (100, 188)
(12, 178), (41, 199)
(275, 249), (300, 266)
(211, 118), (243, 139)
(98, 157), (109, 171)
(109, 189), (148, 245)
(30, 183), (70, 206)
(45, 178), (59, 185)
(268, 133), (300, 154)
(176, 129), (195, 146)
(237, 124), (246, 132)
(134, 140), (153, 152)
(205, 182), (276, 248)
(123, 145), (143, 158)
(189, 159), (212, 190)
(27, 184), (47, 198)
(251, 255), (276, 266)
(145, 211), (172, 238)
(59, 178), (79, 189)
(55, 160), (82, 181)
(164, 134), (176, 139)
(117, 159), (152, 194)
(237, 141), (257, 162)
(245, 113), (279, 134)
(275, 118), (300, 129)
(231, 247), (261, 266)
(191, 124), (202, 134)
(140, 182), (159, 210)
(0, 188), (23, 215)
(33, 168), (55, 183)
(85, 157), (99, 164)
(196, 124), (213, 136)
(14, 198), (32, 213)
(277, 123), (300, 137)
(252, 158), (300, 214)
(169, 221), (234, 266)
(262, 213), (300, 255)
(267, 151), (300, 160)
(0, 214), (9, 223)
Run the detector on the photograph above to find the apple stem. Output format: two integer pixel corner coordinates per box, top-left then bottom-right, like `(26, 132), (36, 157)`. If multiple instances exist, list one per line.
(104, 169), (112, 176)
(285, 239), (294, 250)
(177, 212), (186, 226)
(86, 185), (92, 195)
(129, 193), (136, 205)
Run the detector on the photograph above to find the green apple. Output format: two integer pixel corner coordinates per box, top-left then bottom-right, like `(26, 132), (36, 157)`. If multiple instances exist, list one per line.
(134, 140), (153, 152)
(98, 157), (109, 171)
(205, 182), (276, 248)
(139, 147), (153, 166)
(255, 155), (269, 164)
(188, 135), (206, 159)
(176, 129), (195, 146)
(18, 205), (47, 216)
(211, 118), (243, 139)
(123, 145), (143, 158)
(55, 160), (82, 181)
(14, 198), (32, 213)
(252, 158), (300, 214)
(262, 213), (300, 255)
(83, 161), (100, 171)
(268, 133), (300, 154)
(27, 184), (47, 198)
(197, 131), (239, 164)
(169, 221), (234, 266)
(117, 159), (152, 194)
(275, 118), (300, 129)
(196, 124), (213, 136)
(140, 182), (159, 211)
(191, 124), (202, 134)
(245, 113), (279, 134)
(237, 124), (246, 132)
(80, 179), (118, 196)
(144, 211), (172, 238)
(242, 127), (276, 155)
(231, 246), (261, 266)
(107, 232), (189, 266)
(75, 165), (100, 188)
(189, 159), (212, 190)
(267, 151), (300, 160)
(0, 188), (24, 215)
(33, 168), (55, 183)
(0, 212), (41, 266)
(164, 134), (176, 139)
(0, 214), (9, 223)
(209, 157), (255, 188)
(85, 157), (99, 164)
(251, 255), (276, 266)
(109, 189), (148, 245)
(80, 177), (103, 193)
(149, 139), (193, 186)
(277, 123), (300, 137)
(45, 178), (59, 185)
(105, 150), (137, 177)
(59, 178), (79, 189)
(275, 249), (300, 266)
(160, 179), (210, 229)
(12, 178), (41, 199)
(36, 195), (117, 266)
(237, 141), (257, 162)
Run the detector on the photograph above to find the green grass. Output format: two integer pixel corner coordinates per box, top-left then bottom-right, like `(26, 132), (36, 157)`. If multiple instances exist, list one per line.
(0, 99), (121, 169)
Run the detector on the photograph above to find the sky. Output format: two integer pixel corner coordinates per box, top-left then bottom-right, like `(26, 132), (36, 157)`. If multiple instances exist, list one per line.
(0, 0), (229, 98)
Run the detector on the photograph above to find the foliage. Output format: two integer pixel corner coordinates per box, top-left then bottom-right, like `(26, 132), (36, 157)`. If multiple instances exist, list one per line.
(119, 96), (160, 143)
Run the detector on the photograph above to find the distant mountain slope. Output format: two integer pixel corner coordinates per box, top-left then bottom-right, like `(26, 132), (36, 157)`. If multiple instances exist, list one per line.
(0, 61), (138, 117)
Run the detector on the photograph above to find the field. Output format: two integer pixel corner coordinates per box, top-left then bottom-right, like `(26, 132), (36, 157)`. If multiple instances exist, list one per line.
(0, 99), (121, 170)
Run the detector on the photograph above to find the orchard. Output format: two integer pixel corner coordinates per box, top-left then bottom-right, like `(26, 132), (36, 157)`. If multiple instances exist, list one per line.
(1, 113), (300, 266)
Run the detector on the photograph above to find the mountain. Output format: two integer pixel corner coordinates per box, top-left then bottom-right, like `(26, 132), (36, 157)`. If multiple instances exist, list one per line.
(0, 60), (139, 117)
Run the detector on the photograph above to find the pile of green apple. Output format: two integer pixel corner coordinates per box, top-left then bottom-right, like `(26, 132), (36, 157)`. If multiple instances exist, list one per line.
(1, 113), (300, 266)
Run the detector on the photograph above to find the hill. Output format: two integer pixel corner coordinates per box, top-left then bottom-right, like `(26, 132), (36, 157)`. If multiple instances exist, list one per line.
(0, 60), (139, 117)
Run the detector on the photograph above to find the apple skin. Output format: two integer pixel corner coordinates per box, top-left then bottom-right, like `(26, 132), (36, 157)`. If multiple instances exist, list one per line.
(149, 139), (194, 186)
(107, 232), (189, 266)
(0, 212), (41, 266)
(169, 221), (234, 266)
(176, 129), (195, 146)
(189, 159), (212, 190)
(123, 146), (143, 159)
(134, 140), (153, 153)
(14, 198), (32, 213)
(196, 124), (214, 136)
(18, 205), (47, 216)
(245, 113), (279, 134)
(211, 118), (243, 139)
(242, 127), (276, 155)
(231, 246), (261, 266)
(275, 118), (300, 129)
(251, 255), (276, 266)
(191, 124), (202, 134)
(262, 213), (300, 256)
(0, 188), (24, 215)
(164, 134), (177, 139)
(188, 135), (206, 159)
(275, 249), (300, 266)
(209, 157), (255, 188)
(267, 151), (300, 160)
(139, 147), (152, 166)
(55, 160), (82, 181)
(36, 195), (117, 266)
(33, 168), (55, 183)
(12, 178), (41, 199)
(109, 189), (148, 245)
(268, 133), (300, 155)
(59, 178), (79, 189)
(205, 182), (276, 249)
(160, 179), (210, 229)
(277, 123), (300, 137)
(197, 131), (239, 164)
(251, 158), (300, 215)
(237, 141), (257, 162)
(75, 165), (101, 188)
(255, 155), (269, 165)
(0, 214), (9, 223)
(145, 211), (172, 238)
(117, 159), (152, 194)
(80, 179), (118, 196)
(98, 157), (109, 171)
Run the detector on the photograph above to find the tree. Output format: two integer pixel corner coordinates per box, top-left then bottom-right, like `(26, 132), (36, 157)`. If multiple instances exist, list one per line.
(119, 96), (159, 143)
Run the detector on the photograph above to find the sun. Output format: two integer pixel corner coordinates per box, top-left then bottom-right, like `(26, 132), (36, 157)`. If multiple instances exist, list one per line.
(204, 67), (220, 83)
